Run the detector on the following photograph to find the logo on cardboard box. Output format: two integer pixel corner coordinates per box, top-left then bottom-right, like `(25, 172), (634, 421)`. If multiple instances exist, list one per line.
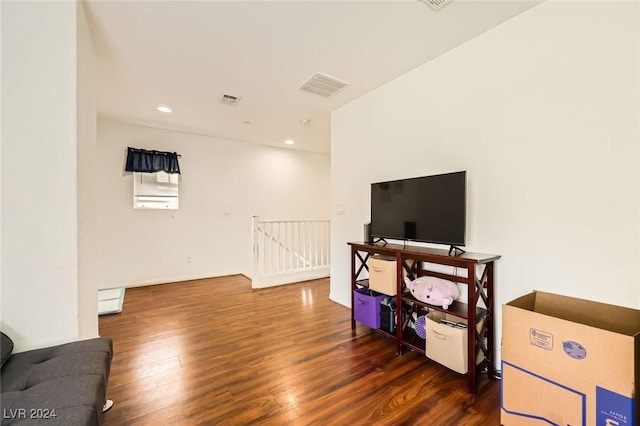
(562, 341), (587, 360)
(530, 328), (553, 350)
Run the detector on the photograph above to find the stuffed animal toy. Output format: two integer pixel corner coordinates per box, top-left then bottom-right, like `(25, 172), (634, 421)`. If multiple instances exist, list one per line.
(404, 276), (460, 310)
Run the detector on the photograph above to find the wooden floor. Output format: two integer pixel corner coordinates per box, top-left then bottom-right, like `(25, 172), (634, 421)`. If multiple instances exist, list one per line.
(99, 276), (500, 425)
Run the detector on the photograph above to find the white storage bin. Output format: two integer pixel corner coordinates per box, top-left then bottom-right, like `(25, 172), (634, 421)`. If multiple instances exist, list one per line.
(369, 256), (397, 296)
(425, 312), (484, 374)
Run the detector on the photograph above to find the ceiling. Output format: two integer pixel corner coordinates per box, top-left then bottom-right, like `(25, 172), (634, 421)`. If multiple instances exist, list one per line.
(85, 1), (540, 154)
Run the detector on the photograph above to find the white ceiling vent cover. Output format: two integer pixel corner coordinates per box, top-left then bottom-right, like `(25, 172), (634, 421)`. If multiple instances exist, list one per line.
(220, 94), (241, 106)
(299, 73), (350, 98)
(420, 0), (454, 11)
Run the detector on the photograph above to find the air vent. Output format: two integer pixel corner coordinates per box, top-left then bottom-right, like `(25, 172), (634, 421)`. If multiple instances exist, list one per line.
(420, 0), (454, 11)
(220, 94), (241, 106)
(299, 73), (350, 98)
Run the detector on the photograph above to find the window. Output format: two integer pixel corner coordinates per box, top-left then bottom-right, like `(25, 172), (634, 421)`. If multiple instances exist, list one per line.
(133, 171), (179, 210)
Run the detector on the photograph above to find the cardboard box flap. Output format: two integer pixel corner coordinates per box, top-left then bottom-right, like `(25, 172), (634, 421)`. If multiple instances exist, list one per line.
(508, 291), (640, 337)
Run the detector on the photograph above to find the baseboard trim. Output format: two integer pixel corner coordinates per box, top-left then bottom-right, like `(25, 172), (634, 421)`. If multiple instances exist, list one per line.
(252, 268), (330, 289)
(103, 272), (247, 289)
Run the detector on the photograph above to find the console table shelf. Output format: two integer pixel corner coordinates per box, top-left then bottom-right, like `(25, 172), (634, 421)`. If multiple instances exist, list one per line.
(401, 293), (487, 320)
(402, 328), (426, 353)
(349, 241), (500, 394)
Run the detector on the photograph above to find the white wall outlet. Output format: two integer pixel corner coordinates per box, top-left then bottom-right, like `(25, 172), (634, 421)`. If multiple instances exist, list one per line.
(186, 256), (192, 263)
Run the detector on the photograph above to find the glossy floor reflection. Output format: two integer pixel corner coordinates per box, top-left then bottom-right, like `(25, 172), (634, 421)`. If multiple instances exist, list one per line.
(99, 276), (500, 425)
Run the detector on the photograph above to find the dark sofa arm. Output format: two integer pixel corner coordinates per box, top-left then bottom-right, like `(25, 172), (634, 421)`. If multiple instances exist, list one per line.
(0, 336), (113, 426)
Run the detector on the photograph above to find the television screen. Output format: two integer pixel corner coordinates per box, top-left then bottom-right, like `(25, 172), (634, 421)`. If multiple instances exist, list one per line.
(370, 171), (466, 246)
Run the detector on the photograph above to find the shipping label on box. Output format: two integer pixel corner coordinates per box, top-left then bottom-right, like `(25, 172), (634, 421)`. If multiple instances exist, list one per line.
(501, 291), (640, 426)
(529, 328), (553, 350)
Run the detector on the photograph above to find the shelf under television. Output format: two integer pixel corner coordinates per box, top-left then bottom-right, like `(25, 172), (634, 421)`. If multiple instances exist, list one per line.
(348, 241), (500, 395)
(401, 293), (487, 322)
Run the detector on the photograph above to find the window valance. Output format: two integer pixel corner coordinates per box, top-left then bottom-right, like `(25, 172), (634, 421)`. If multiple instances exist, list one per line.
(125, 147), (181, 174)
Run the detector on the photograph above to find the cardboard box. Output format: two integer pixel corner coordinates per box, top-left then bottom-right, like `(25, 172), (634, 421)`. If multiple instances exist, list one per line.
(369, 256), (397, 296)
(501, 291), (640, 426)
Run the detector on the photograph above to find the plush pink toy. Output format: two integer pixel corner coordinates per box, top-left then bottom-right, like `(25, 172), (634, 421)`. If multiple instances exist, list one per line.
(404, 276), (460, 310)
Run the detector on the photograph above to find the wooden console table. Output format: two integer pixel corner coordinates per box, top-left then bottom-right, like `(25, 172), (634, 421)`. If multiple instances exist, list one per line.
(349, 241), (500, 394)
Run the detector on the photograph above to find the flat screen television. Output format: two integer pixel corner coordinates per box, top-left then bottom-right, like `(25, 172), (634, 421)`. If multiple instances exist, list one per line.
(370, 171), (466, 247)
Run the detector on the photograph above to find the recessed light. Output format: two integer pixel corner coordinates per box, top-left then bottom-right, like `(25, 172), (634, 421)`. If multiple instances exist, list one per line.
(156, 105), (172, 113)
(285, 139), (295, 145)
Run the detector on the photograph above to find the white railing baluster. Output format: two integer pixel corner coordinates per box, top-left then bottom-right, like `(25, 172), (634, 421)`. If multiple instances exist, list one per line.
(250, 218), (331, 289)
(265, 223), (273, 275)
(303, 221), (307, 267)
(295, 221), (300, 270)
(309, 221), (312, 267)
(315, 222), (319, 267)
(320, 221), (325, 266)
(286, 221), (291, 272)
(252, 216), (260, 287)
(259, 220), (264, 276)
(277, 222), (282, 274)
(326, 221), (330, 266)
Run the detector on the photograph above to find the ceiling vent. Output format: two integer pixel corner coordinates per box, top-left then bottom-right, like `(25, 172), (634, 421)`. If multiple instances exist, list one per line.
(299, 73), (350, 98)
(420, 0), (454, 11)
(220, 94), (241, 106)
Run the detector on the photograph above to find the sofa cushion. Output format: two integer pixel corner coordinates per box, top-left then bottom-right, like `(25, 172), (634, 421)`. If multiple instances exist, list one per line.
(2, 351), (111, 393)
(1, 332), (13, 367)
(1, 338), (112, 393)
(0, 337), (112, 426)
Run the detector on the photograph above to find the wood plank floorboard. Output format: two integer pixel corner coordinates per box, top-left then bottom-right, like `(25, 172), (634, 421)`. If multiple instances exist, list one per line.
(99, 276), (500, 425)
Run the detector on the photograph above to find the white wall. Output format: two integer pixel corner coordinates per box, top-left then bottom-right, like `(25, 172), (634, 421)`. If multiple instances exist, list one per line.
(331, 0), (639, 361)
(96, 119), (330, 289)
(0, 0), (3, 337)
(1, 1), (99, 351)
(77, 2), (99, 340)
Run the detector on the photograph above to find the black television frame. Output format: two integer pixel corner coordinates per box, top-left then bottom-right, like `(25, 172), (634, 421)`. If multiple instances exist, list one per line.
(370, 171), (466, 251)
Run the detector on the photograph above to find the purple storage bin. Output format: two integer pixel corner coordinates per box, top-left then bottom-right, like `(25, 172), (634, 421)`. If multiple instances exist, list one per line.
(354, 288), (386, 329)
